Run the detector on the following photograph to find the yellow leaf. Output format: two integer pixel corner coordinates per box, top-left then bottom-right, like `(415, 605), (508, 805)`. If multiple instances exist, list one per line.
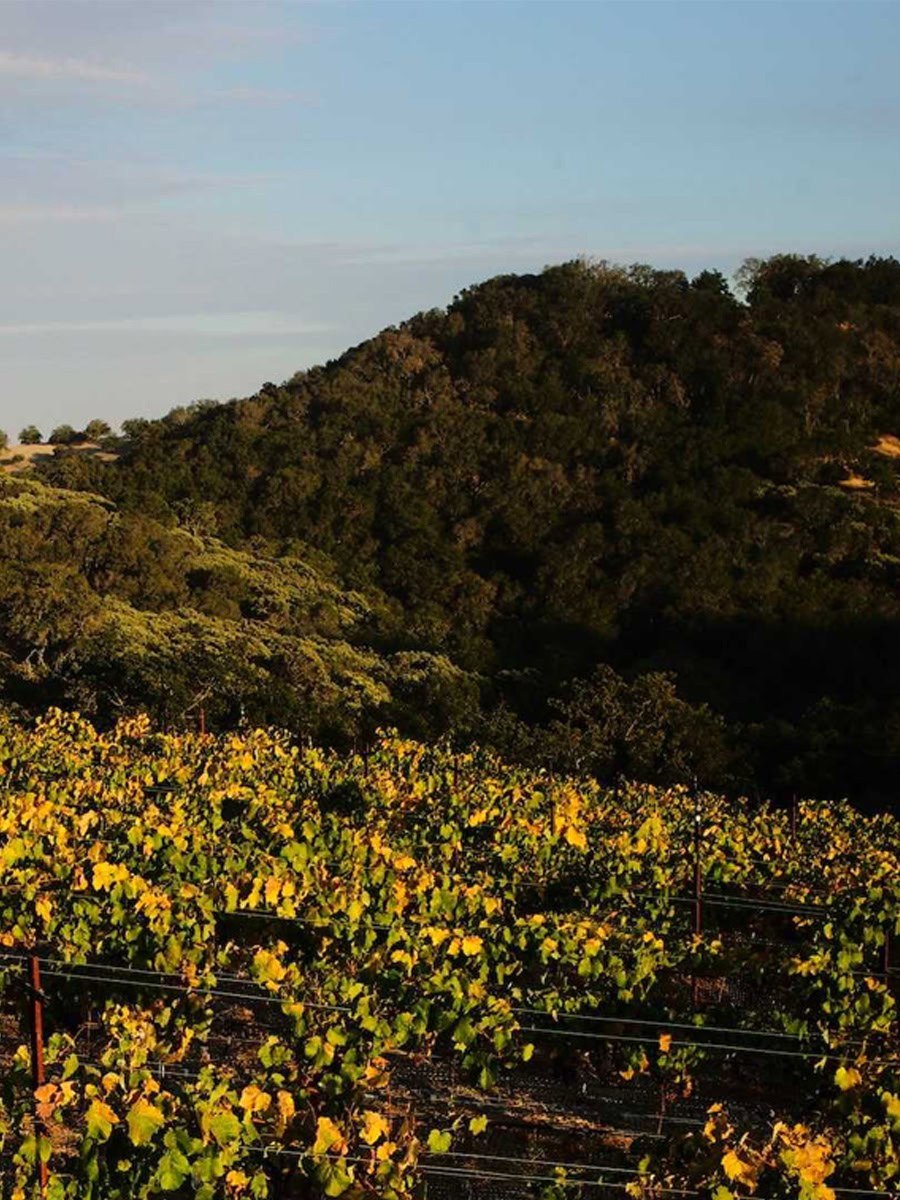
(126, 1096), (164, 1146)
(239, 1085), (272, 1114)
(86, 1098), (119, 1141)
(312, 1115), (346, 1156)
(834, 1066), (861, 1091)
(253, 948), (287, 986)
(461, 935), (483, 956)
(275, 1090), (295, 1135)
(360, 1110), (390, 1145)
(92, 861), (125, 891)
(722, 1151), (754, 1184)
(226, 1170), (249, 1190)
(659, 1033), (672, 1053)
(564, 825), (587, 851)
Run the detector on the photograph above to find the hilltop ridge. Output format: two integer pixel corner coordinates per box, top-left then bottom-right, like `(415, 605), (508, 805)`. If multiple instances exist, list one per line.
(14, 253), (900, 801)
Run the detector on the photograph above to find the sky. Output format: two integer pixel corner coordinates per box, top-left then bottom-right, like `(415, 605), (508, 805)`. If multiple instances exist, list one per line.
(0, 0), (898, 440)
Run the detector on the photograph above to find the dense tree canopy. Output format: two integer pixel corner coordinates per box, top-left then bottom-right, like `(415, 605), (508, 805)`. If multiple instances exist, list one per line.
(48, 423), (80, 445)
(23, 254), (900, 802)
(0, 477), (479, 746)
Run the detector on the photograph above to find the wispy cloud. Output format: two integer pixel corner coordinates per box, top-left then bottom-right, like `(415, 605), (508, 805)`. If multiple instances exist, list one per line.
(337, 236), (582, 268)
(214, 85), (318, 106)
(0, 204), (120, 225)
(0, 50), (147, 85)
(0, 312), (335, 337)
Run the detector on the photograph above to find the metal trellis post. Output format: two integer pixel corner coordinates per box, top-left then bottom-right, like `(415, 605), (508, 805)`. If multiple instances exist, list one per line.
(27, 954), (49, 1196)
(692, 780), (703, 1010)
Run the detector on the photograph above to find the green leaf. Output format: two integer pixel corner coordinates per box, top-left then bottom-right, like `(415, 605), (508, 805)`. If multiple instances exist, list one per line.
(427, 1129), (452, 1153)
(452, 1017), (475, 1047)
(157, 1150), (190, 1191)
(325, 1170), (352, 1197)
(126, 1097), (165, 1146)
(318, 1161), (353, 1197)
(207, 1110), (241, 1147)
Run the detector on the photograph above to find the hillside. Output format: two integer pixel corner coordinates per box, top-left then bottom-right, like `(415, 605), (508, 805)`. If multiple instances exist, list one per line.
(0, 440), (119, 474)
(24, 253), (900, 802)
(0, 476), (477, 742)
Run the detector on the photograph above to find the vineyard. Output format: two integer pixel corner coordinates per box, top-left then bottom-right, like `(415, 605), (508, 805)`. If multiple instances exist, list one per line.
(0, 710), (898, 1200)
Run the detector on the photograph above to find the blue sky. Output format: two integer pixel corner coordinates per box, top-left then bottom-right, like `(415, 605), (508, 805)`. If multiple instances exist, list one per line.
(0, 0), (898, 439)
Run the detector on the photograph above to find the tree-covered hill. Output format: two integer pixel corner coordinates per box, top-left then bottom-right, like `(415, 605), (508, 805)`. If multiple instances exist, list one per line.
(0, 476), (478, 742)
(23, 254), (900, 803)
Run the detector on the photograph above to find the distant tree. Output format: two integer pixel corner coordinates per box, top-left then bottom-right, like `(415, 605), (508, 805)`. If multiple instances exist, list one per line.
(547, 665), (732, 788)
(0, 430), (8, 451)
(120, 418), (151, 440)
(173, 498), (220, 538)
(735, 253), (827, 303)
(19, 426), (42, 444)
(691, 269), (731, 295)
(84, 418), (112, 441)
(48, 424), (80, 445)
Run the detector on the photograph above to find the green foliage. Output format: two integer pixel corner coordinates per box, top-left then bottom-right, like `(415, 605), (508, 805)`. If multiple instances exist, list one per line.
(19, 252), (900, 799)
(0, 477), (479, 743)
(546, 664), (732, 786)
(85, 418), (112, 441)
(19, 425), (42, 444)
(0, 710), (896, 1197)
(49, 424), (81, 445)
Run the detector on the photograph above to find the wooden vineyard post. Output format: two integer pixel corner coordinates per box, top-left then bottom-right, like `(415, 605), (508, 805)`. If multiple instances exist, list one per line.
(199, 706), (206, 736)
(790, 795), (797, 845)
(27, 955), (49, 1196)
(692, 781), (703, 1010)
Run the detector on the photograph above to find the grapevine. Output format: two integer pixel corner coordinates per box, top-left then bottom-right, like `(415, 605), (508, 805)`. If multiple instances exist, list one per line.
(0, 709), (896, 1198)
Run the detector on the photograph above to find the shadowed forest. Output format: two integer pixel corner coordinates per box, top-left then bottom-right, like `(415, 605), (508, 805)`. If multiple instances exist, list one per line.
(4, 253), (900, 806)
